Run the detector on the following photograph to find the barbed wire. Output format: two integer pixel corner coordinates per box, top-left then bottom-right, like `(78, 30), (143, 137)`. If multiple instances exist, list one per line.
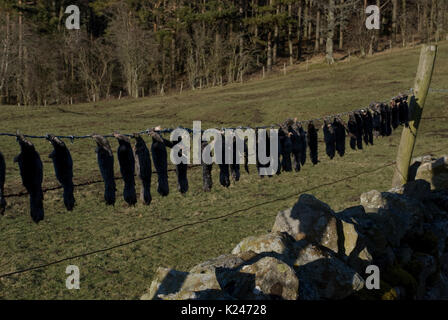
(0, 154), (413, 279)
(0, 131), (403, 242)
(0, 129), (391, 242)
(0, 90), (415, 141)
(1, 87), (445, 141)
(4, 118), (442, 200)
(2, 145), (447, 279)
(0, 104), (446, 279)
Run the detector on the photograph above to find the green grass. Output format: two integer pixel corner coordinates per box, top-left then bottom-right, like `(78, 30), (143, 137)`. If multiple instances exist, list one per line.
(0, 43), (447, 299)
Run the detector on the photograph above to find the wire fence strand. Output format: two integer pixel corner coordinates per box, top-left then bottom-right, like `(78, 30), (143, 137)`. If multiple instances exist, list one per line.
(0, 87), (446, 279)
(0, 91), (415, 140)
(1, 145), (447, 279)
(1, 87), (446, 141)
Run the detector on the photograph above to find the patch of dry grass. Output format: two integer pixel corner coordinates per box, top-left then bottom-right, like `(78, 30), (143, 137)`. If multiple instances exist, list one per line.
(0, 42), (447, 299)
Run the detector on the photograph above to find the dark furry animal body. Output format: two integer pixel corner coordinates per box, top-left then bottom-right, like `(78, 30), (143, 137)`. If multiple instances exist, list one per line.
(280, 126), (293, 172)
(379, 104), (388, 136)
(115, 134), (137, 205)
(290, 124), (302, 172)
(176, 162), (188, 193)
(385, 104), (392, 136)
(93, 135), (116, 206)
(244, 138), (249, 174)
(307, 122), (319, 165)
(47, 135), (75, 211)
(399, 98), (409, 127)
(201, 141), (213, 191)
(0, 151), (6, 215)
(133, 134), (152, 205)
(372, 105), (382, 138)
(230, 137), (241, 182)
(347, 114), (357, 150)
(333, 118), (346, 157)
(290, 121), (307, 171)
(150, 131), (169, 196)
(298, 125), (307, 166)
(354, 113), (364, 149)
(361, 110), (374, 146)
(165, 136), (189, 194)
(14, 134), (44, 223)
(276, 130), (284, 175)
(391, 100), (400, 129)
(219, 135), (231, 187)
(323, 120), (336, 159)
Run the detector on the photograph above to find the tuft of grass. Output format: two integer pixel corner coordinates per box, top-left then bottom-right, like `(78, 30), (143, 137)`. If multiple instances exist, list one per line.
(0, 42), (447, 299)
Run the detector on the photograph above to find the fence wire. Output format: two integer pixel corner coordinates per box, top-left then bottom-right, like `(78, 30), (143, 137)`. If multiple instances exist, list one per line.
(0, 87), (447, 279)
(0, 90), (415, 141)
(2, 144), (447, 279)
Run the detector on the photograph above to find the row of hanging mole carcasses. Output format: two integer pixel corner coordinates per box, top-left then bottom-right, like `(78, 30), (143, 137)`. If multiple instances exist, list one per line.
(0, 97), (409, 223)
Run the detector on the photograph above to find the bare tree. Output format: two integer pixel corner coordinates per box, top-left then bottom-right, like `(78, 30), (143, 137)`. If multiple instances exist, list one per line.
(107, 1), (156, 98)
(400, 0), (407, 47)
(288, 2), (294, 66)
(77, 33), (115, 102)
(0, 11), (17, 103)
(326, 0), (336, 64)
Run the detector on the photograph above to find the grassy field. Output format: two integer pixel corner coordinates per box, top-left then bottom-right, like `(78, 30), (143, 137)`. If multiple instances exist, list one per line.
(0, 42), (447, 299)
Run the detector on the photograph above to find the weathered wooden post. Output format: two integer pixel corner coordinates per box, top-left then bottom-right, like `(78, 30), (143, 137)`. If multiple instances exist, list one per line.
(391, 44), (438, 187)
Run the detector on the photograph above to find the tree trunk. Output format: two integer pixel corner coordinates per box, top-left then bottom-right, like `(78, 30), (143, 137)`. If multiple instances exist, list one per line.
(315, 9), (320, 52)
(326, 0), (335, 64)
(401, 0), (407, 47)
(273, 4), (279, 65)
(307, 0), (313, 40)
(435, 0), (443, 42)
(0, 12), (10, 102)
(360, 0), (367, 57)
(423, 0), (428, 42)
(304, 0), (309, 41)
(339, 0), (344, 50)
(392, 0), (398, 40)
(171, 34), (176, 89)
(297, 0), (303, 60)
(18, 0), (23, 105)
(417, 2), (422, 35)
(239, 3), (244, 63)
(288, 4), (293, 66)
(430, 0), (436, 40)
(374, 0), (380, 52)
(267, 31), (272, 72)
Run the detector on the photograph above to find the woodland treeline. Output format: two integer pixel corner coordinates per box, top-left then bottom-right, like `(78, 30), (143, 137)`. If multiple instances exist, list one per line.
(0, 0), (447, 106)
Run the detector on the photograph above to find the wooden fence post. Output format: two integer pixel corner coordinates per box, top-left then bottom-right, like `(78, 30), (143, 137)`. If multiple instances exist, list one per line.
(391, 44), (438, 187)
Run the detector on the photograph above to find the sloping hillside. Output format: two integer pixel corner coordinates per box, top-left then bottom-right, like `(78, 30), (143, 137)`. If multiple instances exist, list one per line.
(0, 42), (447, 299)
